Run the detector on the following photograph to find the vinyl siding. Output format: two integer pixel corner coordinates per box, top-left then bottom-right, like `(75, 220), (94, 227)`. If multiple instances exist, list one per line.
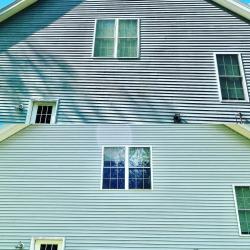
(0, 124), (250, 249)
(0, 0), (250, 123)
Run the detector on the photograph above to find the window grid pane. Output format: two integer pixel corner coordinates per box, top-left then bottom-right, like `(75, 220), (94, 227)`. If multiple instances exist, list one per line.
(40, 244), (58, 250)
(235, 186), (250, 234)
(94, 20), (115, 57)
(216, 54), (245, 100)
(129, 147), (151, 189)
(118, 19), (138, 58)
(103, 147), (125, 189)
(35, 105), (53, 124)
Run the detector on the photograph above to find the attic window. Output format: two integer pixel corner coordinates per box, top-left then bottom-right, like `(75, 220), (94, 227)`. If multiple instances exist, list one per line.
(93, 19), (139, 58)
(215, 54), (249, 102)
(32, 238), (64, 250)
(26, 100), (58, 124)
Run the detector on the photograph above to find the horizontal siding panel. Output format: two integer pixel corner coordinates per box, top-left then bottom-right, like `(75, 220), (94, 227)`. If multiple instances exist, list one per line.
(0, 125), (250, 249)
(0, 0), (249, 123)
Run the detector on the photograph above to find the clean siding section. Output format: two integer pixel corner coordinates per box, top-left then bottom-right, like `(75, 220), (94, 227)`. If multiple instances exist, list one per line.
(0, 0), (250, 123)
(0, 125), (250, 249)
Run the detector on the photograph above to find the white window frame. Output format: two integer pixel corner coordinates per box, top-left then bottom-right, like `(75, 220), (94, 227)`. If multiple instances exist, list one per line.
(100, 145), (153, 190)
(26, 99), (59, 124)
(214, 52), (249, 102)
(92, 18), (140, 59)
(30, 237), (65, 250)
(232, 184), (250, 237)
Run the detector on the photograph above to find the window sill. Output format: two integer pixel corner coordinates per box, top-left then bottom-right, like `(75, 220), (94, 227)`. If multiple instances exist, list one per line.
(220, 100), (249, 103)
(91, 56), (140, 59)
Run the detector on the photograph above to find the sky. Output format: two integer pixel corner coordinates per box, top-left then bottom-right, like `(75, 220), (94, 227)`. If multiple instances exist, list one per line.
(0, 0), (16, 10)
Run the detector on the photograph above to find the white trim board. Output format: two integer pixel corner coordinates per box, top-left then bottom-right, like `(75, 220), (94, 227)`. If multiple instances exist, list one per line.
(226, 124), (250, 140)
(0, 124), (29, 143)
(0, 0), (38, 23)
(212, 0), (250, 20)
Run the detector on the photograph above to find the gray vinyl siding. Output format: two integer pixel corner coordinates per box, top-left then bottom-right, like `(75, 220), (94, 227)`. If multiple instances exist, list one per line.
(0, 0), (249, 123)
(0, 124), (250, 249)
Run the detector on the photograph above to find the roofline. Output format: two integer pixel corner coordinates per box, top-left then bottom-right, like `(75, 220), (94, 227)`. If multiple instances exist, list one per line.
(212, 0), (250, 20)
(0, 0), (249, 24)
(0, 124), (29, 143)
(0, 124), (249, 144)
(226, 124), (250, 140)
(0, 0), (38, 23)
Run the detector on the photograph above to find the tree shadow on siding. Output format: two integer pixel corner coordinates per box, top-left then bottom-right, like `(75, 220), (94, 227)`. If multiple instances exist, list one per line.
(0, 0), (84, 53)
(0, 0), (184, 123)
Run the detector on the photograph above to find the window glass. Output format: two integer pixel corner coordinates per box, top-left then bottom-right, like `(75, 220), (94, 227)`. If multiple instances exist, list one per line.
(35, 105), (53, 124)
(118, 20), (138, 58)
(235, 186), (250, 234)
(103, 147), (125, 189)
(40, 244), (58, 250)
(94, 19), (139, 58)
(129, 147), (151, 189)
(216, 54), (246, 100)
(94, 20), (115, 57)
(102, 146), (151, 190)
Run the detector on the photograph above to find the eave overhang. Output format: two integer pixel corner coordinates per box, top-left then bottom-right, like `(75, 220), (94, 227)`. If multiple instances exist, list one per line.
(0, 0), (38, 23)
(212, 0), (250, 20)
(0, 124), (28, 143)
(226, 124), (250, 140)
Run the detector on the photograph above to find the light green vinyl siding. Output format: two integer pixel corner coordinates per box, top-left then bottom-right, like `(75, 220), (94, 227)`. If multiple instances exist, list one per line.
(0, 125), (250, 249)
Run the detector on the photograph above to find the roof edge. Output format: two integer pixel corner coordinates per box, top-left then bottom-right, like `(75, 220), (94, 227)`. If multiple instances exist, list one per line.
(226, 124), (250, 139)
(212, 0), (250, 20)
(0, 0), (38, 23)
(0, 124), (29, 143)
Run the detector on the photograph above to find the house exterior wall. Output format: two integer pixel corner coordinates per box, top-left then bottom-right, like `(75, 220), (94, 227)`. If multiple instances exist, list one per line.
(0, 124), (250, 249)
(0, 0), (250, 124)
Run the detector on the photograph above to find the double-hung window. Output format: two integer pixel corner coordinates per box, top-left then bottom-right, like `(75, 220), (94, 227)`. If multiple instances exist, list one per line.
(234, 186), (250, 235)
(102, 146), (152, 190)
(94, 19), (139, 58)
(215, 54), (249, 101)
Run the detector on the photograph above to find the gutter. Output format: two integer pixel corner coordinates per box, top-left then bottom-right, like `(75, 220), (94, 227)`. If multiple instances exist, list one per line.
(0, 124), (29, 143)
(0, 0), (38, 23)
(226, 124), (250, 140)
(212, 0), (250, 20)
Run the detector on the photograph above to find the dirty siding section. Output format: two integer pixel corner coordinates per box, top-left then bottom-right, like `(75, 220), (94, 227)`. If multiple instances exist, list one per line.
(0, 0), (249, 123)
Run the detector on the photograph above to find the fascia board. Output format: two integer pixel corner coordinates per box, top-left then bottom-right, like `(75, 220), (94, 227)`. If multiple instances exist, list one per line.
(226, 124), (250, 140)
(0, 0), (38, 23)
(212, 0), (250, 20)
(0, 124), (29, 143)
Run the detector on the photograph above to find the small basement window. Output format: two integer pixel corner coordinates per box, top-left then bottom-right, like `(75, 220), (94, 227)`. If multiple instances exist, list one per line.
(93, 19), (139, 58)
(102, 146), (152, 190)
(234, 186), (250, 235)
(215, 54), (249, 101)
(32, 238), (64, 250)
(27, 100), (58, 124)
